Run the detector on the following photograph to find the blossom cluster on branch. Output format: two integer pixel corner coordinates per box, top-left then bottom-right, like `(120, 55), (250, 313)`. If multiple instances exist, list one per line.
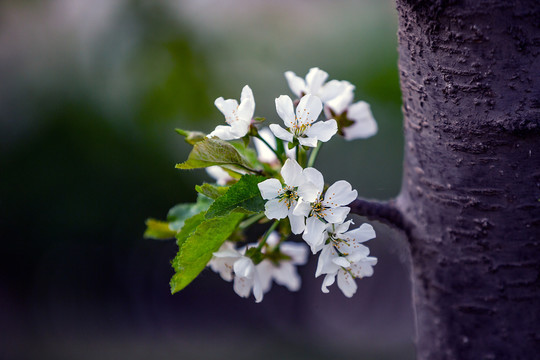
(145, 67), (379, 302)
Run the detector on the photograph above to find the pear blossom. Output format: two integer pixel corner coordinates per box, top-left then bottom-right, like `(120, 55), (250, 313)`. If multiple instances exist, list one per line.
(210, 242), (265, 302)
(320, 256), (378, 298)
(293, 168), (358, 252)
(314, 222), (377, 297)
(315, 222), (376, 274)
(206, 166), (234, 185)
(325, 84), (378, 141)
(208, 85), (255, 140)
(285, 67), (349, 103)
(208, 241), (241, 281)
(257, 159), (318, 234)
(256, 232), (309, 293)
(270, 94), (337, 148)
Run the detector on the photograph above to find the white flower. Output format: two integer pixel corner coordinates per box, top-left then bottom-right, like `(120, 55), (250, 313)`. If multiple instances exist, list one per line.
(285, 67), (349, 103)
(210, 242), (264, 302)
(233, 256), (264, 302)
(256, 232), (309, 293)
(325, 84), (377, 141)
(315, 222), (376, 274)
(206, 166), (233, 186)
(257, 159), (318, 234)
(208, 85), (255, 140)
(321, 256), (378, 298)
(293, 168), (358, 252)
(314, 222), (377, 298)
(270, 94), (337, 148)
(342, 101), (378, 140)
(208, 241), (243, 282)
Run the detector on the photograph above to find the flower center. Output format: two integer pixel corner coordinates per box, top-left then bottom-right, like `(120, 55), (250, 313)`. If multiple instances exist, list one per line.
(310, 194), (329, 220)
(291, 121), (310, 137)
(277, 185), (299, 209)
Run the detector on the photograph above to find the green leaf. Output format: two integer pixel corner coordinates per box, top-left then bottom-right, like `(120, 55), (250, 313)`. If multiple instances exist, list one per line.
(175, 138), (254, 171)
(167, 194), (213, 231)
(170, 212), (244, 293)
(144, 219), (177, 240)
(205, 174), (266, 219)
(175, 128), (206, 145)
(195, 183), (230, 200)
(230, 142), (261, 169)
(175, 211), (206, 247)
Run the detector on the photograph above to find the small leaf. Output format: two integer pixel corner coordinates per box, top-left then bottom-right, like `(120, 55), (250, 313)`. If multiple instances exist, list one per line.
(195, 183), (230, 200)
(254, 117), (266, 123)
(170, 212), (244, 293)
(205, 174), (266, 219)
(168, 194), (213, 231)
(144, 219), (177, 240)
(175, 138), (253, 171)
(175, 128), (206, 145)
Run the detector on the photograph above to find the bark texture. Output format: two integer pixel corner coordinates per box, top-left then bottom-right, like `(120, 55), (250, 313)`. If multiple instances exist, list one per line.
(394, 0), (540, 359)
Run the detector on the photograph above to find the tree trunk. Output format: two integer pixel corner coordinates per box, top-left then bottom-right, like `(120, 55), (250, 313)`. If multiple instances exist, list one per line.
(394, 1), (540, 359)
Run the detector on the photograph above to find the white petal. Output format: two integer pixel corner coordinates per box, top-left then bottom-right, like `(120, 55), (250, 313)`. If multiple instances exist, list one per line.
(233, 276), (252, 298)
(214, 97), (238, 120)
(343, 101), (378, 140)
(292, 199), (311, 217)
(275, 95), (296, 128)
(269, 124), (294, 143)
(253, 127), (278, 163)
(206, 166), (232, 186)
(321, 273), (336, 293)
(346, 247), (370, 262)
(302, 167), (324, 194)
(280, 242), (309, 265)
(337, 269), (357, 298)
(265, 198), (289, 219)
(321, 80), (349, 104)
(332, 256), (351, 268)
(272, 262), (302, 291)
(324, 82), (354, 111)
(333, 220), (352, 235)
(296, 94), (322, 125)
(324, 180), (358, 206)
(281, 159), (303, 187)
(258, 178), (282, 200)
(255, 260), (274, 294)
(316, 245), (340, 277)
(208, 125), (239, 141)
(288, 212), (306, 235)
(236, 97), (255, 125)
(323, 206), (350, 224)
(233, 257), (255, 279)
(303, 217), (327, 252)
(297, 181), (319, 203)
(305, 67), (328, 95)
(229, 120), (250, 138)
(298, 136), (318, 148)
(240, 85), (254, 105)
(253, 275), (264, 303)
(265, 231), (280, 247)
(350, 256), (377, 278)
(284, 71), (305, 98)
(342, 223), (376, 243)
(305, 119), (338, 143)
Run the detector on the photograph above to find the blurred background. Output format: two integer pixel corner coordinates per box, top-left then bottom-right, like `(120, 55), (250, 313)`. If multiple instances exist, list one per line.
(0, 0), (413, 359)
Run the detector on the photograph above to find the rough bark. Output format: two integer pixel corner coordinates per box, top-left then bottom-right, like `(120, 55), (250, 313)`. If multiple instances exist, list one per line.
(394, 0), (540, 359)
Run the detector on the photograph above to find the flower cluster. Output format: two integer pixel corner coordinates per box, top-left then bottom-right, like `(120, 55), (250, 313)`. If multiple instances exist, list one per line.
(147, 67), (379, 302)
